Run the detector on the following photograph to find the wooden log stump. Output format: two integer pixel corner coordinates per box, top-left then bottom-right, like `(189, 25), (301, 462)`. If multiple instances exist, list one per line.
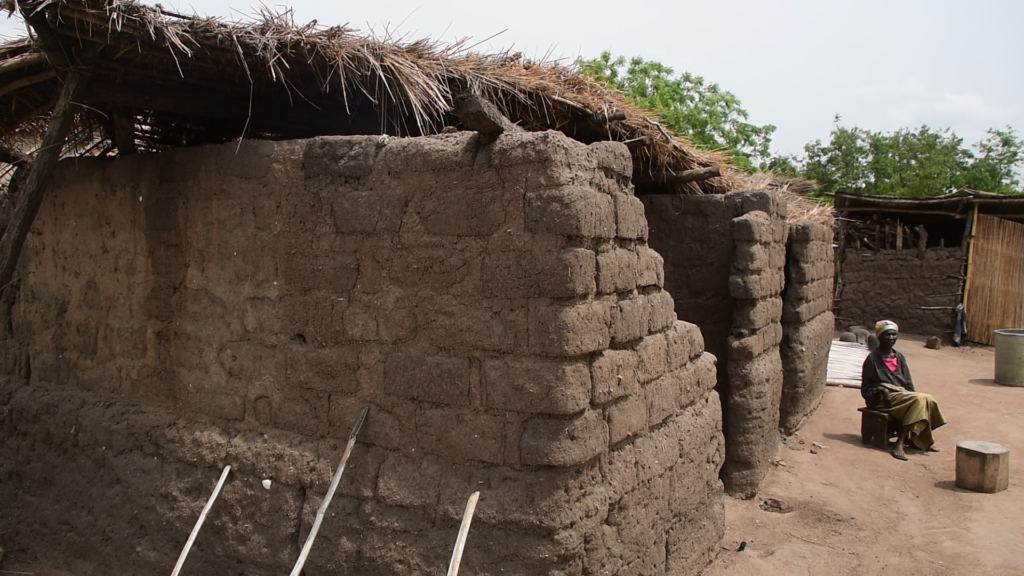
(956, 441), (1010, 493)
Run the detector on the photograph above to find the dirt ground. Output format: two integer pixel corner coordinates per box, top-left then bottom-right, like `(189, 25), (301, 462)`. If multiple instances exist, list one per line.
(706, 334), (1024, 576)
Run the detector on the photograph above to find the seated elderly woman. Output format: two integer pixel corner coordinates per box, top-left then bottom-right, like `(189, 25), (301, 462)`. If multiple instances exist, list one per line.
(861, 320), (947, 461)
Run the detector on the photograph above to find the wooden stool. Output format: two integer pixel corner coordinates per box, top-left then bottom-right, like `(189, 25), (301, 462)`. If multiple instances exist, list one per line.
(858, 407), (899, 448)
(956, 441), (1010, 493)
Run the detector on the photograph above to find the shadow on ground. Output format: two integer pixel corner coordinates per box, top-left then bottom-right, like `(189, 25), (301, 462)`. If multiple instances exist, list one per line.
(934, 480), (973, 493)
(822, 432), (870, 449)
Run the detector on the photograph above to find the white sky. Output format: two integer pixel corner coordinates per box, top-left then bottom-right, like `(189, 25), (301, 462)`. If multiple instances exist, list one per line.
(2, 0), (1022, 159)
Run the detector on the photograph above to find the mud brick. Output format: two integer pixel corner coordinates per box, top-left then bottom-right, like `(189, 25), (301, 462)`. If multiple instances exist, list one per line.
(482, 247), (596, 299)
(333, 189), (408, 234)
(525, 187), (616, 239)
(635, 246), (664, 288)
(383, 354), (471, 406)
(529, 299), (611, 357)
(615, 194), (648, 240)
(591, 349), (640, 405)
(610, 297), (649, 344)
(520, 410), (608, 467)
(376, 453), (446, 508)
(596, 249), (639, 294)
(417, 408), (505, 464)
(607, 396), (647, 445)
(483, 358), (591, 414)
(635, 332), (668, 384)
(646, 291), (676, 334)
(733, 297), (783, 331)
(303, 135), (379, 179)
(419, 186), (505, 236)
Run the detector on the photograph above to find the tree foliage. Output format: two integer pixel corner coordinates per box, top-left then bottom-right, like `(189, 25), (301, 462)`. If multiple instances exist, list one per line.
(578, 51), (1022, 196)
(579, 52), (775, 170)
(799, 118), (1022, 197)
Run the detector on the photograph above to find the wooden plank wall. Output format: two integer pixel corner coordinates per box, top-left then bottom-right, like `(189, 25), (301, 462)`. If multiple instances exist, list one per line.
(966, 214), (1024, 345)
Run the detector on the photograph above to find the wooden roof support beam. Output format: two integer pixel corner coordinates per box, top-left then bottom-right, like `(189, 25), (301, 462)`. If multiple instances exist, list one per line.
(839, 207), (969, 218)
(593, 111), (627, 123)
(452, 94), (517, 141)
(641, 165), (721, 185)
(0, 69), (90, 290)
(0, 52), (49, 77)
(0, 69), (57, 99)
(623, 136), (650, 150)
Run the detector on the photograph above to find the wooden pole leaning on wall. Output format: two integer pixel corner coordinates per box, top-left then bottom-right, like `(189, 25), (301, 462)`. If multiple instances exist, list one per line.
(288, 406), (369, 576)
(170, 465), (232, 576)
(0, 68), (90, 290)
(445, 491), (481, 576)
(961, 206), (980, 314)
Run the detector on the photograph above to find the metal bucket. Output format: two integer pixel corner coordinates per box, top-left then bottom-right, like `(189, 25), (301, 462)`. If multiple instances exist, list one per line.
(994, 329), (1024, 387)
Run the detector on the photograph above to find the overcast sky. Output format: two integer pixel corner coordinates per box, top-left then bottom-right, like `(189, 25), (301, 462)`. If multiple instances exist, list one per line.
(2, 0), (1021, 158)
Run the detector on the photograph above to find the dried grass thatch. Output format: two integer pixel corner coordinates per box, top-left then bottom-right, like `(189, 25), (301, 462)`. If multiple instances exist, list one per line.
(738, 173), (833, 224)
(0, 0), (749, 194)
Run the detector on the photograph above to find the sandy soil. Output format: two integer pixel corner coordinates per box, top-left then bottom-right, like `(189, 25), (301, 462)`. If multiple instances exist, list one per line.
(706, 334), (1024, 576)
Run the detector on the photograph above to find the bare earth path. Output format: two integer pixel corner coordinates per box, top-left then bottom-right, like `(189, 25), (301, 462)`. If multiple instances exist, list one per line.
(705, 335), (1024, 576)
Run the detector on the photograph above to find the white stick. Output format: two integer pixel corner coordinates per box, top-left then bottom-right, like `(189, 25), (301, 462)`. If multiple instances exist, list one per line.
(445, 491), (481, 576)
(170, 465), (232, 576)
(288, 406), (369, 576)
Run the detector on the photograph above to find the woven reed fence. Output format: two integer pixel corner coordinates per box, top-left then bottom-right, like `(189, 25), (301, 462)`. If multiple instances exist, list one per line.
(966, 214), (1024, 345)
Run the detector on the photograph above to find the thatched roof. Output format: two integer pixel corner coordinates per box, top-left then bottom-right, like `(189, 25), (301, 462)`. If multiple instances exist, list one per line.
(739, 173), (832, 224)
(0, 0), (748, 194)
(835, 190), (1024, 224)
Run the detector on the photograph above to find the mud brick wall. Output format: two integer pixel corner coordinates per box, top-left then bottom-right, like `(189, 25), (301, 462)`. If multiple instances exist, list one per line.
(643, 191), (787, 498)
(0, 131), (725, 576)
(779, 222), (835, 435)
(722, 199), (788, 498)
(836, 247), (962, 336)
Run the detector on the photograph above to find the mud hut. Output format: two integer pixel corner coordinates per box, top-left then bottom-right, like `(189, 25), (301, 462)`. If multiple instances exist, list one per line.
(0, 1), (831, 573)
(834, 190), (1024, 344)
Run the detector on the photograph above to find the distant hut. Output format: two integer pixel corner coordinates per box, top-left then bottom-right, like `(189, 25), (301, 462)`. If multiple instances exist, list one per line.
(834, 190), (1024, 344)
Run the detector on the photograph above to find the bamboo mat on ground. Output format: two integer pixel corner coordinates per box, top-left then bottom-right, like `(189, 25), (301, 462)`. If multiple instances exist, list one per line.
(826, 340), (869, 388)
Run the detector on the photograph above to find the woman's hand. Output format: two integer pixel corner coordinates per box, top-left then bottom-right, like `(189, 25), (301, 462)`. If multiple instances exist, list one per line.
(880, 389), (892, 403)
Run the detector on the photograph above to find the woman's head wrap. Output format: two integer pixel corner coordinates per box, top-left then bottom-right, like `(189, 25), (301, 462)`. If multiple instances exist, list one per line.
(876, 320), (899, 337)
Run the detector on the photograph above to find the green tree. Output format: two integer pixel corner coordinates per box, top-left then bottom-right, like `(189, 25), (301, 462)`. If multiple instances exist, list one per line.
(579, 51), (775, 170)
(864, 126), (970, 197)
(962, 128), (1023, 194)
(794, 118), (1022, 197)
(802, 118), (871, 194)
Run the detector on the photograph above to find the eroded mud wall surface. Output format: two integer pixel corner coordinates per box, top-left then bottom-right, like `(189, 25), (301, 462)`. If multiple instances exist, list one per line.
(779, 222), (835, 434)
(836, 247), (962, 337)
(0, 131), (724, 576)
(643, 191), (787, 498)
